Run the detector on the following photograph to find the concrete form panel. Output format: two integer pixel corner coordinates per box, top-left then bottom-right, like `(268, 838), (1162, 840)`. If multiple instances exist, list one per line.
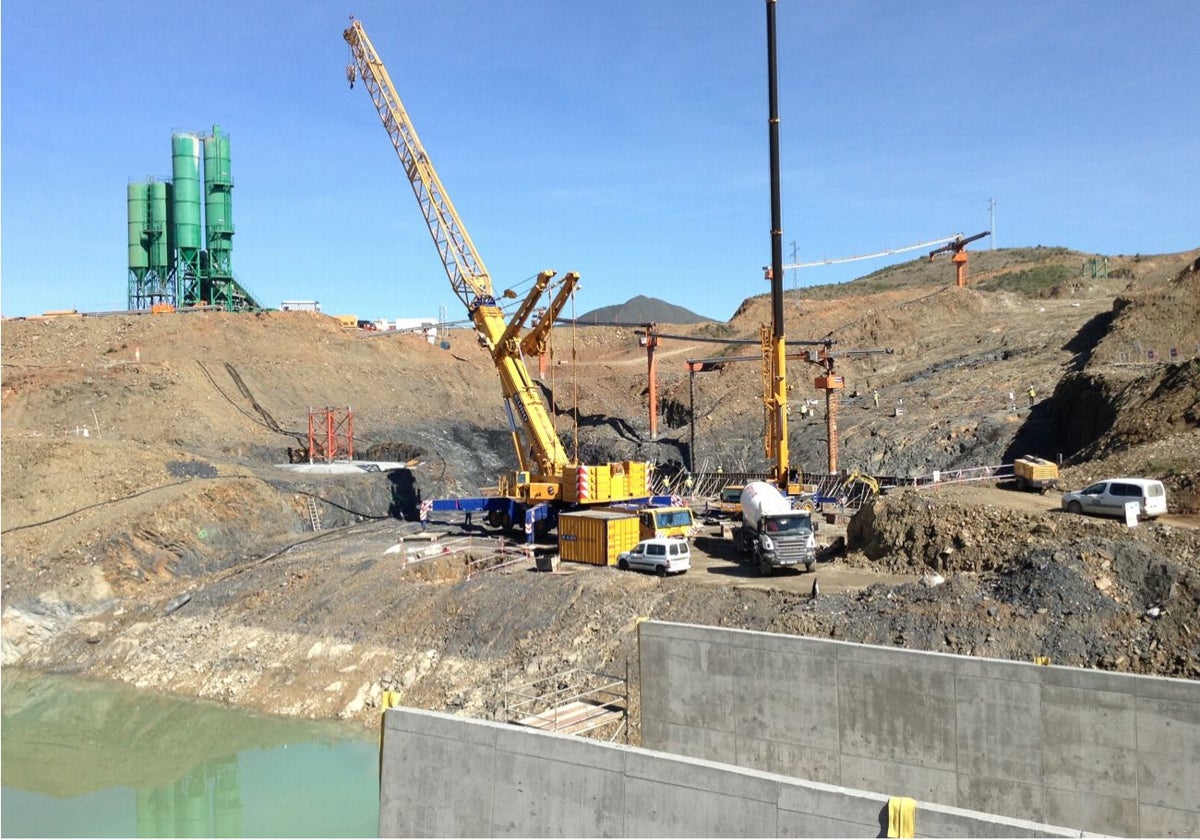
(775, 812), (878, 838)
(776, 784), (884, 838)
(1043, 786), (1138, 838)
(641, 635), (737, 730)
(640, 717), (736, 764)
(829, 636), (957, 676)
(730, 645), (840, 752)
(1139, 802), (1200, 838)
(624, 750), (778, 803)
(622, 778), (778, 837)
(379, 711), (497, 837)
(491, 749), (625, 837)
(736, 732), (841, 785)
(836, 658), (958, 770)
(1134, 695), (1200, 813)
(1039, 684), (1138, 799)
(839, 752), (958, 805)
(954, 675), (1043, 782)
(957, 771), (1046, 826)
(776, 782), (884, 829)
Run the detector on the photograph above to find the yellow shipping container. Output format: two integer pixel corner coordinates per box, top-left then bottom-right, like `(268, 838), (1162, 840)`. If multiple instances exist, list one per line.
(557, 510), (641, 566)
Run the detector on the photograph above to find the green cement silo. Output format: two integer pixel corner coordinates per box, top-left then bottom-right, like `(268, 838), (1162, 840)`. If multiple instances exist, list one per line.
(147, 180), (172, 277)
(127, 182), (150, 272)
(172, 132), (203, 304)
(127, 182), (150, 309)
(128, 179), (177, 310)
(203, 124), (234, 281)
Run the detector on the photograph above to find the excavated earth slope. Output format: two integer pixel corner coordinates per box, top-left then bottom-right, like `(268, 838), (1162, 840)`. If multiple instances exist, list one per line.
(2, 246), (1198, 733)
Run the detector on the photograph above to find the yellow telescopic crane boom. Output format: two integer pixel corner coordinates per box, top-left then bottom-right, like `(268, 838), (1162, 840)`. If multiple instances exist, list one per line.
(344, 18), (649, 508)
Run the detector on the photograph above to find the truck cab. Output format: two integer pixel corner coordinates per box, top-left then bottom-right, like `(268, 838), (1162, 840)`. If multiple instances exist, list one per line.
(706, 485), (744, 518)
(638, 506), (694, 540)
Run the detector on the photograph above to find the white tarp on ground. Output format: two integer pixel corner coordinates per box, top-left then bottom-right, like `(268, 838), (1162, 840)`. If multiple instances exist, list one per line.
(274, 461), (409, 474)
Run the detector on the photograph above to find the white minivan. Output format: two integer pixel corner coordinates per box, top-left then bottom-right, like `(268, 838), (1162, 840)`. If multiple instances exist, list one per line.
(617, 538), (691, 576)
(1061, 478), (1167, 519)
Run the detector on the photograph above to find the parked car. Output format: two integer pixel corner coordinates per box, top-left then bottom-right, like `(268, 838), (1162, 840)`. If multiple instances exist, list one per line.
(1061, 478), (1167, 520)
(616, 538), (691, 576)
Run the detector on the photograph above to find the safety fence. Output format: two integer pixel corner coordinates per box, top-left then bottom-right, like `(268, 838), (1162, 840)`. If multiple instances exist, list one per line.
(388, 535), (534, 579)
(502, 666), (629, 743)
(909, 463), (1015, 489)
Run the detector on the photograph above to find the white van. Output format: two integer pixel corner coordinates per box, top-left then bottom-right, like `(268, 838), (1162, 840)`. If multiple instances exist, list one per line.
(1061, 478), (1167, 519)
(617, 538), (691, 576)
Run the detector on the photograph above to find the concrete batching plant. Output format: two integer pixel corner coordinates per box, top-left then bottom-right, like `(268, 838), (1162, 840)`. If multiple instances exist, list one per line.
(127, 125), (260, 312)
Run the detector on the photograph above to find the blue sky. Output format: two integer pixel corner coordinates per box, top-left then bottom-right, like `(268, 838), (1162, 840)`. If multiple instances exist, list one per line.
(2, 1), (1197, 321)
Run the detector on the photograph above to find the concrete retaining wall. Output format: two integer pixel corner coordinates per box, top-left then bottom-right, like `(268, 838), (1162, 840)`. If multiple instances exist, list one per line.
(638, 621), (1200, 837)
(379, 706), (1086, 837)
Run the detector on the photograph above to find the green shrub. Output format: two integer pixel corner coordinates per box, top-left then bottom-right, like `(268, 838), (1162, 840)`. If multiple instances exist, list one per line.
(978, 264), (1071, 296)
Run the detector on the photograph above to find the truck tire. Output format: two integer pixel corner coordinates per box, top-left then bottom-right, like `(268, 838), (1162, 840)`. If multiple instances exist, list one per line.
(1067, 500), (1083, 515)
(805, 562), (814, 573)
(618, 558), (629, 571)
(758, 556), (773, 576)
(656, 565), (667, 578)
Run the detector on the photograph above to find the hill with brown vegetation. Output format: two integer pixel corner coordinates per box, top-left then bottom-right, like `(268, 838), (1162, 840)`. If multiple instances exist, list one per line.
(2, 245), (1197, 730)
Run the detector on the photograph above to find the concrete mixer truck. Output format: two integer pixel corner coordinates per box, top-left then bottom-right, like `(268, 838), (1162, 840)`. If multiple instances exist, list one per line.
(734, 481), (817, 576)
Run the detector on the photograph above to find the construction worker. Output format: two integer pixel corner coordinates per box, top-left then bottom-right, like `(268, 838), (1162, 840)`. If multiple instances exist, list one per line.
(798, 402), (809, 420)
(872, 390), (879, 409)
(1028, 386), (1036, 406)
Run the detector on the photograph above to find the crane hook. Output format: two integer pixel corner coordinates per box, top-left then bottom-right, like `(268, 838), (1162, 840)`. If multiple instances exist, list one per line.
(346, 63), (357, 89)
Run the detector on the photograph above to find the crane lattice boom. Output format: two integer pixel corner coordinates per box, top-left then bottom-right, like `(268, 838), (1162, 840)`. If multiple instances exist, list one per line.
(344, 19), (492, 309)
(344, 18), (651, 509)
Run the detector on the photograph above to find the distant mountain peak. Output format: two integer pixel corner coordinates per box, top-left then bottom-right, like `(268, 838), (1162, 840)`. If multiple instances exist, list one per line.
(572, 295), (717, 325)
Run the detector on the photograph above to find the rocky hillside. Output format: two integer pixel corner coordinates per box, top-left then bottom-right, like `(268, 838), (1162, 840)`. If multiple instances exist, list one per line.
(2, 245), (1197, 730)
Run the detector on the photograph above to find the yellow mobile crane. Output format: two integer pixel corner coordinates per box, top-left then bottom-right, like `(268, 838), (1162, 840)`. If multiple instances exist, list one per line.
(344, 18), (653, 535)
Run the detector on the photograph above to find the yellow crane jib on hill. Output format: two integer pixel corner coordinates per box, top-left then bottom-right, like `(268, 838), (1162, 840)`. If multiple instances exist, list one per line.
(344, 17), (649, 509)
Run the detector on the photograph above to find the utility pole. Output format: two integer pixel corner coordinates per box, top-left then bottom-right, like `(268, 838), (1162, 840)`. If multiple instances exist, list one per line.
(988, 198), (996, 249)
(789, 240), (798, 290)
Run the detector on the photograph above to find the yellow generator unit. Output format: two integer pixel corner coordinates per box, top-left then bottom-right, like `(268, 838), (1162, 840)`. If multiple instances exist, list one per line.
(1013, 456), (1059, 493)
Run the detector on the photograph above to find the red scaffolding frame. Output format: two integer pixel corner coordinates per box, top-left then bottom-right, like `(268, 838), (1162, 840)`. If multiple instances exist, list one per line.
(307, 406), (354, 463)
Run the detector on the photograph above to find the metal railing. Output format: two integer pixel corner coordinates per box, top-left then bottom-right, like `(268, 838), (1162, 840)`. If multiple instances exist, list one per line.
(503, 667), (629, 743)
(910, 463), (1014, 489)
(391, 535), (532, 578)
